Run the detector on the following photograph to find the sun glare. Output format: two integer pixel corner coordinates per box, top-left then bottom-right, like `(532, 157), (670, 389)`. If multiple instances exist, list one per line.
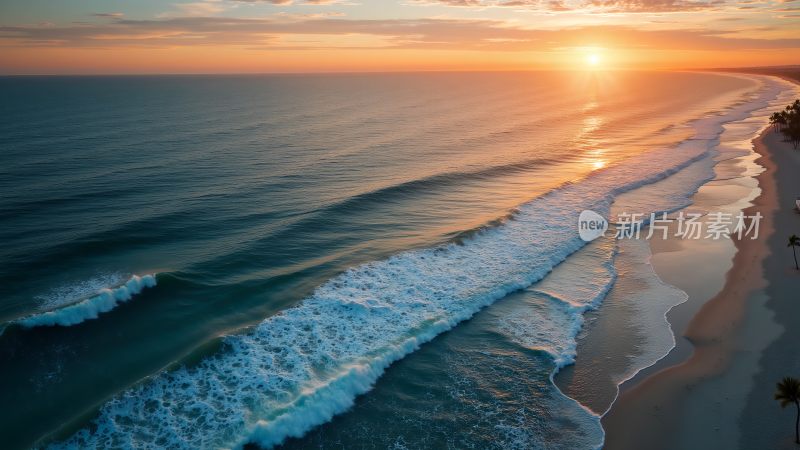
(586, 54), (600, 67)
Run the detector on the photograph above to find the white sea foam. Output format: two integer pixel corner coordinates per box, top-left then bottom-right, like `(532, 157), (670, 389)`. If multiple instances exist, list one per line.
(495, 237), (617, 369)
(34, 273), (127, 311)
(49, 75), (790, 450)
(19, 274), (157, 328)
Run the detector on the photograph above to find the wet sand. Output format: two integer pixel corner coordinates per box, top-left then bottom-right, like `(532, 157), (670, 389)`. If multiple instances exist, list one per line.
(603, 114), (800, 448)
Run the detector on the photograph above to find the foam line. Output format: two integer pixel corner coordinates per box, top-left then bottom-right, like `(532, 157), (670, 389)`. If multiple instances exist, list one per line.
(49, 75), (789, 450)
(19, 274), (157, 328)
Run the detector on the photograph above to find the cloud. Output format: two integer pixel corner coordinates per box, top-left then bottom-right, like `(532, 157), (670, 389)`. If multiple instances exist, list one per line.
(547, 0), (573, 10)
(586, 0), (722, 11)
(301, 0), (355, 4)
(272, 11), (348, 19)
(232, 0), (295, 4)
(1, 17), (799, 51)
(411, 0), (534, 7)
(415, 0), (726, 11)
(91, 13), (125, 19)
(229, 0), (355, 4)
(170, 1), (228, 17)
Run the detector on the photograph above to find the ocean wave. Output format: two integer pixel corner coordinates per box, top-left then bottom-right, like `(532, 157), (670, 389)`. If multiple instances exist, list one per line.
(47, 75), (788, 450)
(19, 274), (157, 328)
(33, 273), (127, 311)
(495, 237), (617, 369)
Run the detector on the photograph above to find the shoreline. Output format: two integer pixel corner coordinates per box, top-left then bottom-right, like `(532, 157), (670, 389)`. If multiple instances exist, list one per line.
(603, 76), (800, 449)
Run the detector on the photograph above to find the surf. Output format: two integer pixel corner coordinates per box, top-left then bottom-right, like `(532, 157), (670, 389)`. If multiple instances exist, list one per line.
(17, 274), (157, 329)
(43, 75), (790, 450)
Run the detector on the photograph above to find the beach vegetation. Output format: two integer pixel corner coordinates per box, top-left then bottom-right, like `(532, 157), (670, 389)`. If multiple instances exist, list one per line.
(773, 100), (800, 149)
(789, 235), (800, 270)
(775, 376), (800, 444)
(771, 111), (787, 131)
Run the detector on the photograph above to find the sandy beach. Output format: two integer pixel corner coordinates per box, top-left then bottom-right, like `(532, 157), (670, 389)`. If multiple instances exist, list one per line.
(603, 77), (800, 449)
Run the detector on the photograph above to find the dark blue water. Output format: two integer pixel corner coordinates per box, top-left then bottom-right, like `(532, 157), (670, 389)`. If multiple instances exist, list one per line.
(0, 72), (763, 449)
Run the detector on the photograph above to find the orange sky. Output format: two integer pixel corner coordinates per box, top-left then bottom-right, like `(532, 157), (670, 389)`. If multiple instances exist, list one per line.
(1, 1), (798, 74)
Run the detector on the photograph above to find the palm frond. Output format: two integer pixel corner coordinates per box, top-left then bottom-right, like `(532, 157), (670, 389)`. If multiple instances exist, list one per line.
(775, 377), (800, 408)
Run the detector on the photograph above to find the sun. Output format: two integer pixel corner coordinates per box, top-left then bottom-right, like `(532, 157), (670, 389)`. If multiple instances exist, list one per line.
(586, 53), (601, 67)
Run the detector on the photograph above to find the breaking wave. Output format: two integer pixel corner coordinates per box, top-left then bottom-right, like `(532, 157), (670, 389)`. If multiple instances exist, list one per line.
(46, 75), (789, 449)
(19, 274), (157, 328)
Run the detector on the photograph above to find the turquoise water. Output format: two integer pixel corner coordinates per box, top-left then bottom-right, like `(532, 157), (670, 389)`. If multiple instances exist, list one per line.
(0, 72), (783, 448)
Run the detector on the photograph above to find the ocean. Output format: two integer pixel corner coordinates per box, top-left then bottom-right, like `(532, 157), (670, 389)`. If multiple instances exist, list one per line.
(0, 71), (792, 449)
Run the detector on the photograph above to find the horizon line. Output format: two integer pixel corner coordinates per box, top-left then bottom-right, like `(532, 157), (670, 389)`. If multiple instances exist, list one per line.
(1, 65), (798, 78)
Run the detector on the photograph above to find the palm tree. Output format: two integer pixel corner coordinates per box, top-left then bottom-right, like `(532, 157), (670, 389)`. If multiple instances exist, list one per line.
(771, 100), (800, 147)
(790, 124), (800, 150)
(787, 110), (800, 149)
(789, 235), (800, 270)
(775, 377), (800, 444)
(777, 111), (789, 132)
(771, 112), (782, 131)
